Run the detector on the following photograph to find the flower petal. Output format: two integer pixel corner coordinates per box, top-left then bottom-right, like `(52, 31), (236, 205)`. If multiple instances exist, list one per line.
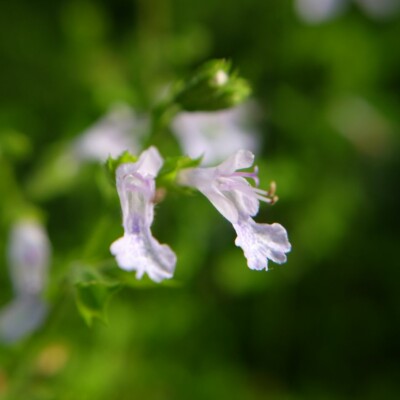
(136, 146), (163, 177)
(8, 221), (51, 297)
(222, 177), (260, 217)
(203, 189), (239, 223)
(0, 296), (48, 344)
(110, 233), (176, 282)
(217, 149), (254, 174)
(233, 218), (291, 270)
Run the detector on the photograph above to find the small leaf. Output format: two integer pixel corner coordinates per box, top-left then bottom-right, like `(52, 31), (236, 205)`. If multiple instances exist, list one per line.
(105, 151), (137, 184)
(73, 267), (121, 326)
(157, 155), (202, 189)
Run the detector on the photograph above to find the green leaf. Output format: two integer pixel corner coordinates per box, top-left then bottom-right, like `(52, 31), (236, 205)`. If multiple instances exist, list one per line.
(105, 151), (137, 184)
(0, 130), (32, 160)
(173, 59), (251, 111)
(157, 155), (202, 189)
(73, 267), (121, 326)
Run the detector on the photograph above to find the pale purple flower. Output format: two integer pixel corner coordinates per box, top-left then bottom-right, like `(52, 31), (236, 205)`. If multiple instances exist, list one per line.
(7, 220), (51, 297)
(178, 150), (291, 270)
(0, 220), (51, 343)
(355, 0), (400, 19)
(172, 103), (260, 165)
(295, 0), (399, 23)
(294, 0), (346, 23)
(328, 96), (393, 157)
(110, 147), (177, 282)
(0, 297), (48, 344)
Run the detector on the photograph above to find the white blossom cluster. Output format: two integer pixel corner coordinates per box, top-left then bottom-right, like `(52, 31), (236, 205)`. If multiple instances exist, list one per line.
(73, 103), (291, 282)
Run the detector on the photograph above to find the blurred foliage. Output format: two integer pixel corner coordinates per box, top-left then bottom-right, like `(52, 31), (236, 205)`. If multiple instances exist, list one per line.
(1, 0), (400, 399)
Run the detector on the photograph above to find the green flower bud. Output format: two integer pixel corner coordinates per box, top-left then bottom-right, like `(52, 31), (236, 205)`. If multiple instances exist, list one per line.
(173, 59), (251, 111)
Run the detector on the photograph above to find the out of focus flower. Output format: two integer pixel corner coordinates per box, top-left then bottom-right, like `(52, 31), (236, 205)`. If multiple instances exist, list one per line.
(27, 104), (145, 201)
(0, 220), (51, 343)
(179, 150), (291, 270)
(172, 103), (260, 165)
(72, 103), (144, 163)
(328, 96), (393, 157)
(0, 297), (48, 344)
(7, 220), (51, 297)
(295, 0), (346, 23)
(355, 0), (400, 19)
(110, 147), (177, 282)
(295, 0), (399, 23)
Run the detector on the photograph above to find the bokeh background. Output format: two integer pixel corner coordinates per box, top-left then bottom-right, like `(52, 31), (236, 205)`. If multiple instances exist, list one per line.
(1, 0), (400, 399)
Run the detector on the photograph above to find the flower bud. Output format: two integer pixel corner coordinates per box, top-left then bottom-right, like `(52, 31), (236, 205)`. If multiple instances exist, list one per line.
(173, 59), (251, 112)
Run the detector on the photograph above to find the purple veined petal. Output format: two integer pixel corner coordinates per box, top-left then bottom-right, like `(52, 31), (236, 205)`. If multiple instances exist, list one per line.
(217, 149), (255, 175)
(201, 188), (240, 224)
(178, 167), (239, 223)
(110, 233), (176, 283)
(111, 147), (177, 282)
(115, 160), (156, 234)
(0, 295), (48, 344)
(177, 167), (215, 191)
(227, 185), (260, 218)
(217, 175), (260, 218)
(135, 146), (163, 178)
(233, 218), (291, 271)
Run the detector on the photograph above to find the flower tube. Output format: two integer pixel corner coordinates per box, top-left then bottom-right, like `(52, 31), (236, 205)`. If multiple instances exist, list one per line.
(110, 147), (177, 282)
(179, 150), (291, 270)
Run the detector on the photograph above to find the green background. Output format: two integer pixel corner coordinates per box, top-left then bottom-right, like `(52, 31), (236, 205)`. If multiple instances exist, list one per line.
(0, 0), (399, 399)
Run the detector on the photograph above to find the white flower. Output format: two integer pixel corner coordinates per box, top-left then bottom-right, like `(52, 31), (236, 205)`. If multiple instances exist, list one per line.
(73, 103), (144, 162)
(178, 150), (291, 270)
(172, 103), (260, 165)
(0, 220), (51, 343)
(294, 0), (346, 23)
(110, 147), (177, 282)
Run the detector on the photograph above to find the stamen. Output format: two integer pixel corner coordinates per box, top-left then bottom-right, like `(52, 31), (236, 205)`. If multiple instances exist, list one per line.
(217, 174), (279, 205)
(269, 181), (276, 197)
(252, 187), (270, 195)
(270, 195), (279, 205)
(232, 166), (260, 186)
(218, 179), (270, 203)
(256, 194), (273, 203)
